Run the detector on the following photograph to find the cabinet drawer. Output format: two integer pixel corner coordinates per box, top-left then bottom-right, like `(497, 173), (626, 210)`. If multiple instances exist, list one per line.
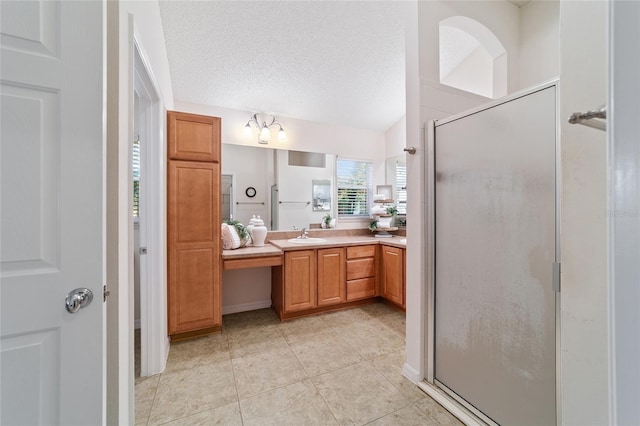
(347, 278), (376, 301)
(346, 258), (375, 280)
(347, 245), (376, 259)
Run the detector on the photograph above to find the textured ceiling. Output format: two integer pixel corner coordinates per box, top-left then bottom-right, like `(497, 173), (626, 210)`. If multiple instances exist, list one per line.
(158, 1), (408, 132)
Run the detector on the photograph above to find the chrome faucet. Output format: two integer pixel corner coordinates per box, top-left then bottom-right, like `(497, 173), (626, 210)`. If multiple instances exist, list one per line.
(299, 228), (309, 239)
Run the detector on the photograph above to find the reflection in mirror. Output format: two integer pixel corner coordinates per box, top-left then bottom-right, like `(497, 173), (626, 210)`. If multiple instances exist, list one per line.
(312, 180), (331, 211)
(275, 149), (336, 230)
(386, 154), (407, 226)
(221, 144), (336, 230)
(221, 144), (272, 227)
(221, 174), (233, 221)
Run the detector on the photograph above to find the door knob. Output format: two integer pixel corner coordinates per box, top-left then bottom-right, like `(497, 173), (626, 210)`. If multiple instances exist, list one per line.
(65, 288), (93, 313)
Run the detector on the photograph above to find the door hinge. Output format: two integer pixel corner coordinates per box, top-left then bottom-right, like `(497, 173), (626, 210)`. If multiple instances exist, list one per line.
(103, 285), (111, 302)
(552, 262), (561, 293)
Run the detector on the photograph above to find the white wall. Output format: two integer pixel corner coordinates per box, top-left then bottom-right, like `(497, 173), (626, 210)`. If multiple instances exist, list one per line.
(518, 0), (560, 91)
(222, 268), (272, 315)
(441, 46), (494, 98)
(107, 1), (174, 424)
(385, 116), (407, 158)
(123, 1), (174, 109)
(559, 1), (609, 424)
(418, 1), (520, 95)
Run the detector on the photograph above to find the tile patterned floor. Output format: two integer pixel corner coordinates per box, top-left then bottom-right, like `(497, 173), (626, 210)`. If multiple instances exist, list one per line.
(135, 303), (463, 426)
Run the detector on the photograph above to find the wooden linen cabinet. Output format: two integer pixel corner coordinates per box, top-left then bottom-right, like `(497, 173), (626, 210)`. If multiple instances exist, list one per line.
(167, 111), (222, 339)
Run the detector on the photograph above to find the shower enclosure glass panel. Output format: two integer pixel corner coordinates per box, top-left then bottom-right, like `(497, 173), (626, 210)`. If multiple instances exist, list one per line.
(433, 86), (557, 425)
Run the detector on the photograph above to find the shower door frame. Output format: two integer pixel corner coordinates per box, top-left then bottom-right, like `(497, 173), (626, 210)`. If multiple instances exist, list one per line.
(421, 79), (562, 426)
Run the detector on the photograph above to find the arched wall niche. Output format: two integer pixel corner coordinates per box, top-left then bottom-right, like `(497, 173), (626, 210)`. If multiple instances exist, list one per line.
(439, 16), (507, 99)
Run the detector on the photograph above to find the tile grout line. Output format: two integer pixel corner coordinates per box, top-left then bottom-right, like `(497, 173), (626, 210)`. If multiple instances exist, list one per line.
(308, 377), (342, 425)
(224, 325), (247, 426)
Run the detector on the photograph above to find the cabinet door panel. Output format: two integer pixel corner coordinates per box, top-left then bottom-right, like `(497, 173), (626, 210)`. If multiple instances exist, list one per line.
(346, 277), (376, 301)
(172, 163), (217, 243)
(168, 111), (221, 162)
(381, 246), (404, 306)
(284, 250), (317, 312)
(346, 258), (376, 281)
(347, 245), (377, 259)
(318, 248), (346, 306)
(169, 246), (219, 332)
(168, 160), (221, 335)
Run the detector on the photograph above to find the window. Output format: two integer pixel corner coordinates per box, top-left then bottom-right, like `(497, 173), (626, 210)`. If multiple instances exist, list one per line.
(336, 158), (373, 217)
(132, 137), (140, 218)
(395, 163), (407, 215)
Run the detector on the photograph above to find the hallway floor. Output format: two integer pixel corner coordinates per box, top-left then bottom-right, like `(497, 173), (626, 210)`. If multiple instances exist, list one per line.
(135, 303), (462, 425)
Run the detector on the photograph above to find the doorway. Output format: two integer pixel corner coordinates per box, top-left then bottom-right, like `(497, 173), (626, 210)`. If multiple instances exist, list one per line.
(133, 40), (168, 378)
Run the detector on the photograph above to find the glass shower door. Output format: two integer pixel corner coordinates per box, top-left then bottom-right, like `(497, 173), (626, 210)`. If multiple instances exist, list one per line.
(433, 85), (558, 425)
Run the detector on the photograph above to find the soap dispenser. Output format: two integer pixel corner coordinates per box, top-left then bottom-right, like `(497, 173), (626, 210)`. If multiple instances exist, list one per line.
(250, 216), (267, 247)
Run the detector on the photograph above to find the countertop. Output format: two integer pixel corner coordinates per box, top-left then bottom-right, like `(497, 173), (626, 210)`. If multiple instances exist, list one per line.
(222, 235), (406, 260)
(269, 235), (407, 250)
(221, 244), (283, 260)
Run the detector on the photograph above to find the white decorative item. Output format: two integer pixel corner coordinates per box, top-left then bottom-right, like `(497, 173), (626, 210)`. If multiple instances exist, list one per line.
(329, 218), (337, 228)
(371, 196), (398, 238)
(377, 216), (392, 229)
(246, 215), (257, 237)
(371, 204), (386, 215)
(249, 216), (267, 247)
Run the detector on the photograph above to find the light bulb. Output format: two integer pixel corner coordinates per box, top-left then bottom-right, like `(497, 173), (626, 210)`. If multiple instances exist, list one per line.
(243, 123), (252, 137)
(278, 128), (287, 141)
(259, 125), (271, 143)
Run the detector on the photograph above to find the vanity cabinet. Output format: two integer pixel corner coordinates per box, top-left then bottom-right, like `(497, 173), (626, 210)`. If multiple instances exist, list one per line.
(380, 245), (405, 308)
(346, 245), (377, 301)
(317, 248), (346, 306)
(272, 242), (403, 320)
(282, 248), (346, 312)
(167, 111), (222, 339)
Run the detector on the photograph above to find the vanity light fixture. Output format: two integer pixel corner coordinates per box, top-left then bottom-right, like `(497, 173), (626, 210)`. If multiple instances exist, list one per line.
(243, 113), (287, 144)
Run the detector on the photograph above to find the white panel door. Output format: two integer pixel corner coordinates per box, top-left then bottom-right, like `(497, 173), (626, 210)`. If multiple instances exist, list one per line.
(0, 1), (104, 425)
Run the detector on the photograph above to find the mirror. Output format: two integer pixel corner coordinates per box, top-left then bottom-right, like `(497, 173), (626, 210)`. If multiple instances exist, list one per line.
(385, 154), (407, 227)
(221, 144), (335, 230)
(222, 144), (408, 230)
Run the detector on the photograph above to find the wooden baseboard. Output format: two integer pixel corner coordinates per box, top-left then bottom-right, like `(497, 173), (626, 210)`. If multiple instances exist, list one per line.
(381, 298), (406, 312)
(275, 297), (380, 321)
(169, 325), (222, 342)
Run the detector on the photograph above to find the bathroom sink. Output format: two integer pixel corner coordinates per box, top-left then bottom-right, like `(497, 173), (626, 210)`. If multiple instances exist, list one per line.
(288, 238), (327, 244)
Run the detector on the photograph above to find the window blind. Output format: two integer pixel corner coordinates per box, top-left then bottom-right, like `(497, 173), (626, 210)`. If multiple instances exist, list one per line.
(132, 138), (140, 218)
(336, 158), (373, 217)
(395, 163), (407, 215)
